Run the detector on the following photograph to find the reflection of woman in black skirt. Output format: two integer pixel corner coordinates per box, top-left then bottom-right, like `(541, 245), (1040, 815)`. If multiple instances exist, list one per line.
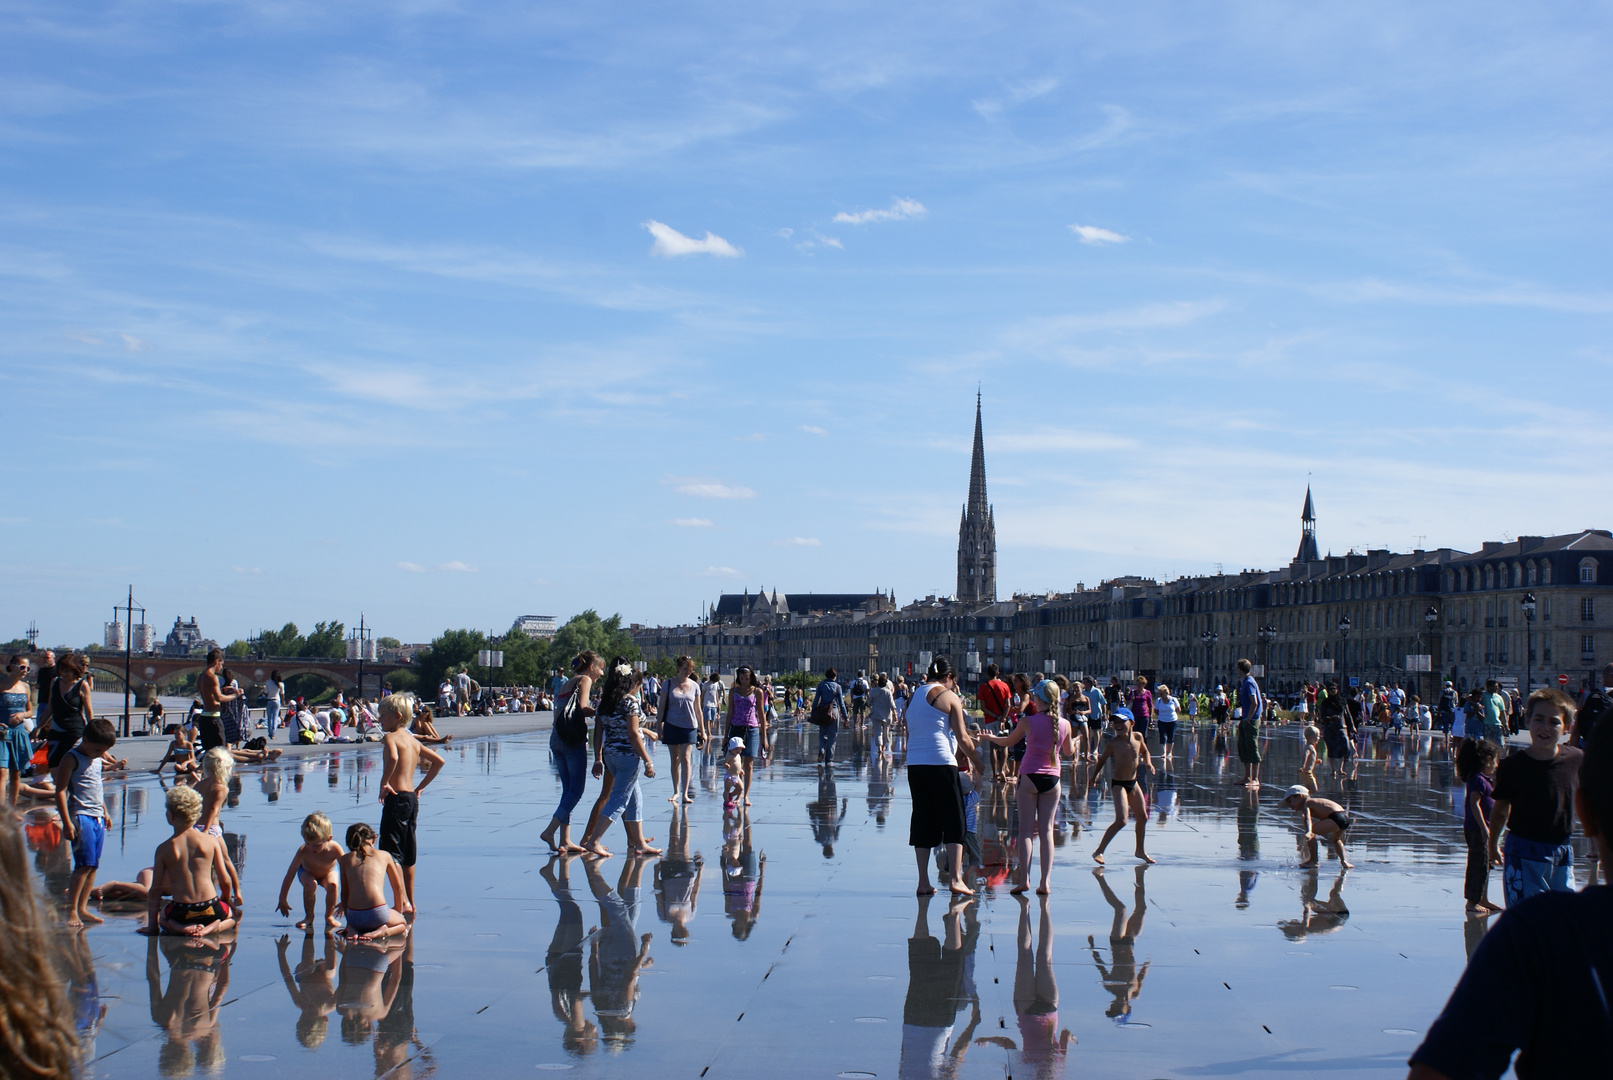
(902, 658), (982, 897)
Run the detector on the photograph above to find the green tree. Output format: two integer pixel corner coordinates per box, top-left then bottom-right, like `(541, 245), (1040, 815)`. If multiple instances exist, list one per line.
(224, 639), (252, 659)
(549, 611), (639, 670)
(258, 622), (303, 657)
(779, 669), (816, 693)
(412, 629), (488, 700)
(378, 636), (401, 649)
(299, 621), (346, 659)
(384, 669), (419, 694)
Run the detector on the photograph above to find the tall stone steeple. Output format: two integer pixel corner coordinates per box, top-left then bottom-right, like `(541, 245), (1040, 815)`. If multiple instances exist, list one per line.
(957, 392), (997, 603)
(1295, 485), (1320, 563)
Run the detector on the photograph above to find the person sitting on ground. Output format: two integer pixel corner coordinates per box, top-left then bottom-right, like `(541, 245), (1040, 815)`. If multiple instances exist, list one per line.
(91, 866), (154, 904)
(337, 822), (411, 941)
(155, 724), (201, 780)
(144, 785), (239, 937)
(278, 811), (344, 933)
(1278, 785), (1354, 869)
(409, 704), (452, 745)
(1406, 683), (1613, 1080)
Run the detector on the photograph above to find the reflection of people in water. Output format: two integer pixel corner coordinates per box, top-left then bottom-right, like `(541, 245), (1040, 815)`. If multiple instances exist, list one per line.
(899, 893), (982, 1080)
(1236, 787), (1260, 861)
(277, 932), (338, 1049)
(807, 772), (848, 857)
(586, 855), (655, 1048)
(1276, 867), (1350, 942)
(654, 806), (703, 944)
(976, 896), (1073, 1078)
(147, 931), (235, 1076)
(1089, 865), (1151, 1021)
(63, 931), (106, 1062)
(1236, 869), (1259, 908)
(867, 753), (894, 827)
(1153, 771), (1178, 827)
(721, 810), (765, 940)
(334, 938), (406, 1047)
(374, 934), (428, 1080)
(540, 854), (598, 1055)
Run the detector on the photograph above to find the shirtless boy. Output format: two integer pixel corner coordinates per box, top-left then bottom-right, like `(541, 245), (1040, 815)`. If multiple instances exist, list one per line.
(277, 811), (344, 932)
(144, 785), (240, 936)
(337, 822), (411, 941)
(376, 693), (444, 909)
(1091, 707), (1156, 865)
(1279, 785), (1355, 868)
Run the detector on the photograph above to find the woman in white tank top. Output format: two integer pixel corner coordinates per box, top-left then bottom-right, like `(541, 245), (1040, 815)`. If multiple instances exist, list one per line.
(902, 657), (981, 897)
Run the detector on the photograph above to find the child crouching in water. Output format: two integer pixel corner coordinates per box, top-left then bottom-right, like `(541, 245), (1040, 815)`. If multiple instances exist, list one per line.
(145, 785), (239, 936)
(277, 812), (343, 932)
(338, 822), (410, 941)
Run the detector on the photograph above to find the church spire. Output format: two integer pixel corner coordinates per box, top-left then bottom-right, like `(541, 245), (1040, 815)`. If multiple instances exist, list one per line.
(957, 392), (997, 604)
(1295, 485), (1319, 563)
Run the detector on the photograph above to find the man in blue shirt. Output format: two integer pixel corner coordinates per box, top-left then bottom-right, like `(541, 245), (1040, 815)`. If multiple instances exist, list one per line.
(812, 669), (847, 765)
(1236, 659), (1264, 790)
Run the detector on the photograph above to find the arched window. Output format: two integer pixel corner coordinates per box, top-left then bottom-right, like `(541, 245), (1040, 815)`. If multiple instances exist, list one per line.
(1484, 566), (1495, 590)
(1512, 563), (1523, 587)
(1581, 558), (1598, 584)
(1543, 561), (1552, 585)
(1527, 561), (1537, 585)
(1446, 570), (1456, 592)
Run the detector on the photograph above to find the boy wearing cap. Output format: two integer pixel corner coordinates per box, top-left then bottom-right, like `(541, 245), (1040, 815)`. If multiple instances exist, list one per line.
(1092, 707), (1155, 865)
(1279, 785), (1354, 869)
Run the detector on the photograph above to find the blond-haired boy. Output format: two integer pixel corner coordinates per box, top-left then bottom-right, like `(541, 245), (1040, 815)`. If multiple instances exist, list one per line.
(144, 786), (239, 936)
(276, 811), (344, 933)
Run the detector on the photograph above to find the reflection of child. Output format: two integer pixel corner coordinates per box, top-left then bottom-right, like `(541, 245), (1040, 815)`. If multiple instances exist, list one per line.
(1299, 726), (1321, 791)
(338, 823), (411, 941)
(723, 738), (745, 810)
(146, 786), (240, 936)
(277, 812), (344, 932)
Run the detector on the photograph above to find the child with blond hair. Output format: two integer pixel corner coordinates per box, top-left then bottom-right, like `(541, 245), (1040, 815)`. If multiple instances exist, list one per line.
(145, 785), (239, 936)
(277, 811), (344, 932)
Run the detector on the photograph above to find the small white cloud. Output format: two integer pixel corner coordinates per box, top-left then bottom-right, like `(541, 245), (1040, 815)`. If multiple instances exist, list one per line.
(67, 332), (103, 345)
(697, 566), (742, 578)
(672, 518), (714, 528)
(834, 198), (927, 225)
(777, 227), (794, 238)
(1069, 224), (1130, 246)
(819, 236), (843, 249)
(774, 537), (822, 547)
(395, 561), (426, 573)
(439, 560), (477, 572)
(674, 481), (756, 500)
(232, 566), (262, 574)
(120, 333), (152, 351)
(644, 220), (742, 258)
(799, 425), (827, 436)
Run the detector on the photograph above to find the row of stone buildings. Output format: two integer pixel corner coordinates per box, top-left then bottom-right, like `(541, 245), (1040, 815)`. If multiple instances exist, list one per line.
(630, 398), (1613, 696)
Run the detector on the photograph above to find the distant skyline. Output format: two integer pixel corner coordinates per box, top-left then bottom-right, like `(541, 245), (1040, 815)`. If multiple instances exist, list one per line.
(4, 3), (1612, 646)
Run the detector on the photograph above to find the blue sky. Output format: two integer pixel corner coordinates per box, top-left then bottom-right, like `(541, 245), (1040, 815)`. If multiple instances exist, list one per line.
(5, 2), (1612, 647)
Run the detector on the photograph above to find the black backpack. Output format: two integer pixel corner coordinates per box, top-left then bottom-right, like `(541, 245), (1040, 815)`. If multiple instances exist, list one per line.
(1578, 689), (1613, 745)
(555, 688), (588, 747)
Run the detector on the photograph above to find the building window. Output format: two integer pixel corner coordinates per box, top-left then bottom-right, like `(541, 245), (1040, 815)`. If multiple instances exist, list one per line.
(1583, 598), (1596, 622)
(1582, 635), (1596, 660)
(1527, 562), (1537, 585)
(1542, 561), (1552, 585)
(1544, 644), (1553, 663)
(1581, 559), (1598, 584)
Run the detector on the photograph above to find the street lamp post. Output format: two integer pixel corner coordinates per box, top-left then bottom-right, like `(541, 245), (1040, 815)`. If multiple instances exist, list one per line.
(1200, 629), (1219, 687)
(1258, 625), (1277, 687)
(1521, 592), (1536, 696)
(1338, 615), (1352, 692)
(1424, 605), (1439, 707)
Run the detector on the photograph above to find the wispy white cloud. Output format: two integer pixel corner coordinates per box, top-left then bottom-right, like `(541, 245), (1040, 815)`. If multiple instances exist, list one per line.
(799, 425), (827, 435)
(697, 566), (741, 578)
(396, 561), (426, 573)
(1069, 224), (1129, 246)
(833, 198), (926, 225)
(439, 560), (476, 572)
(670, 478), (757, 499)
(120, 332), (152, 350)
(774, 537), (821, 547)
(232, 565), (261, 574)
(671, 517), (714, 528)
(644, 220), (742, 258)
(973, 76), (1059, 118)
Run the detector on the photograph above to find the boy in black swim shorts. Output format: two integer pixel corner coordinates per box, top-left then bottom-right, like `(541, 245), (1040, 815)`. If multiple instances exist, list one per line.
(377, 694), (445, 908)
(1279, 785), (1355, 869)
(1091, 708), (1156, 866)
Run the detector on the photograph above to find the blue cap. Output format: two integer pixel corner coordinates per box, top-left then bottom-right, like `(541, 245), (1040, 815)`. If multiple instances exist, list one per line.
(1112, 707), (1134, 723)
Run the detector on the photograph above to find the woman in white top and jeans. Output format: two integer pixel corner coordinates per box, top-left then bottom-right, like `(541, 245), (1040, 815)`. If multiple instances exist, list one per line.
(658, 656), (706, 804)
(901, 657), (982, 897)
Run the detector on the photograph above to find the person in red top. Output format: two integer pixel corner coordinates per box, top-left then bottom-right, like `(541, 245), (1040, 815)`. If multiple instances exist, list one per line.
(977, 664), (1013, 783)
(1130, 676), (1155, 738)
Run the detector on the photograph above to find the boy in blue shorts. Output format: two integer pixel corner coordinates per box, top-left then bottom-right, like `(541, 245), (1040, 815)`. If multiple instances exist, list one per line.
(54, 717), (117, 928)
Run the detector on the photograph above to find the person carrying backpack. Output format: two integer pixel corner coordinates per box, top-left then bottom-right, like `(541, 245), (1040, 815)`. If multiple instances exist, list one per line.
(811, 669), (847, 765)
(849, 671), (870, 724)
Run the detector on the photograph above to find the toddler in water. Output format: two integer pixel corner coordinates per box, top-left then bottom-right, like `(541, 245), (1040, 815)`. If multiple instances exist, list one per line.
(1299, 725), (1321, 791)
(276, 812), (344, 932)
(723, 737), (746, 810)
(337, 822), (411, 941)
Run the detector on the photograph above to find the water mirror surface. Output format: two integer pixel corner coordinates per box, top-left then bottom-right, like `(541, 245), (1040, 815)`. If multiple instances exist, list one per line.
(34, 720), (1568, 1079)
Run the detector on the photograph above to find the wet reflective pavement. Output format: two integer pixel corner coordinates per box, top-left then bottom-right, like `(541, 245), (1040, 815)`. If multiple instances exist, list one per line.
(38, 721), (1583, 1078)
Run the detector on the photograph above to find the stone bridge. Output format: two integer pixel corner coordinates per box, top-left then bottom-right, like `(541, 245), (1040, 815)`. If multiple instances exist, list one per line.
(83, 655), (411, 702)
